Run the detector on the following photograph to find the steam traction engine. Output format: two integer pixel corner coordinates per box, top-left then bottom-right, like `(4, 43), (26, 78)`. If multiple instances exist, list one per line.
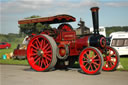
(18, 7), (120, 74)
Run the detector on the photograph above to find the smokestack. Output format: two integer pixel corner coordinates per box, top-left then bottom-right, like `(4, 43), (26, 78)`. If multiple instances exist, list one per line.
(90, 7), (99, 35)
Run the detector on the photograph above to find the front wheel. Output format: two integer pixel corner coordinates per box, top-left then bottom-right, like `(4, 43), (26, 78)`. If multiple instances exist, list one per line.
(79, 47), (103, 75)
(102, 46), (120, 71)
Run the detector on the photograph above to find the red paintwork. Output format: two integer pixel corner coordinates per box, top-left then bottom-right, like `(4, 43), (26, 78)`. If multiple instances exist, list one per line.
(56, 31), (76, 42)
(25, 23), (107, 74)
(19, 7), (119, 74)
(76, 36), (90, 50)
(0, 42), (11, 49)
(18, 14), (76, 24)
(13, 49), (27, 56)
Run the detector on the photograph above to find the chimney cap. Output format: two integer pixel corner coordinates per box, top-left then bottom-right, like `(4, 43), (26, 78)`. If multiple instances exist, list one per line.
(90, 7), (99, 12)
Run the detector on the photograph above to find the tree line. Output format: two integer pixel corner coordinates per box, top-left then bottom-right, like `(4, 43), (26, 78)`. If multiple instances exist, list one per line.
(105, 26), (128, 37)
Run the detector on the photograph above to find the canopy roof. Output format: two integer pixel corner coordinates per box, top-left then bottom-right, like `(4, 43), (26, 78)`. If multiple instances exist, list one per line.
(18, 14), (76, 24)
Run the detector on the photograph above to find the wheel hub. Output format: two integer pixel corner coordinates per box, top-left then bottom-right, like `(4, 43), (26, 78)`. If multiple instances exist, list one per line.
(106, 56), (111, 61)
(37, 49), (44, 57)
(87, 59), (93, 63)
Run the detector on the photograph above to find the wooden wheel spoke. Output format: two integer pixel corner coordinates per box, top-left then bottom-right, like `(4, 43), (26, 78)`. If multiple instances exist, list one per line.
(43, 40), (46, 47)
(45, 56), (52, 61)
(93, 64), (97, 69)
(92, 55), (97, 59)
(31, 44), (38, 50)
(90, 64), (93, 71)
(88, 65), (91, 70)
(32, 49), (37, 53)
(30, 53), (37, 57)
(109, 61), (113, 67)
(36, 38), (41, 45)
(42, 58), (47, 67)
(45, 59), (48, 65)
(83, 61), (87, 63)
(33, 55), (39, 60)
(43, 43), (49, 50)
(110, 60), (115, 65)
(45, 50), (52, 54)
(83, 55), (88, 60)
(40, 40), (44, 49)
(46, 53), (52, 57)
(85, 52), (90, 59)
(93, 62), (99, 66)
(38, 58), (41, 66)
(84, 63), (88, 67)
(94, 59), (100, 62)
(45, 46), (51, 51)
(40, 58), (43, 68)
(34, 57), (40, 65)
(35, 41), (40, 49)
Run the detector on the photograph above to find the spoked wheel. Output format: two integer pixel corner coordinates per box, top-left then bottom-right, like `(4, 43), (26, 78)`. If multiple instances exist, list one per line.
(79, 47), (103, 75)
(27, 34), (57, 71)
(102, 46), (120, 71)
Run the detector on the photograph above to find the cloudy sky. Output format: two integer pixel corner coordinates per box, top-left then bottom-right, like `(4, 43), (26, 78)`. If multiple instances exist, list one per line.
(0, 0), (128, 34)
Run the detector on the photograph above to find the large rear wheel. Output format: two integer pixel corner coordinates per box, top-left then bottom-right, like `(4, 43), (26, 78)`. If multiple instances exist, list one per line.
(79, 47), (103, 75)
(27, 34), (57, 71)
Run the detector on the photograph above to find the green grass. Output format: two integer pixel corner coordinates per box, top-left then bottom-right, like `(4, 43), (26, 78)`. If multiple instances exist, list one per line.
(118, 57), (128, 71)
(0, 59), (28, 65)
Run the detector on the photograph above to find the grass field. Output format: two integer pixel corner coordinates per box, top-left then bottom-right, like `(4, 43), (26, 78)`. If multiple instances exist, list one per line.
(0, 42), (18, 57)
(0, 37), (28, 65)
(0, 42), (128, 71)
(119, 57), (128, 71)
(0, 41), (29, 65)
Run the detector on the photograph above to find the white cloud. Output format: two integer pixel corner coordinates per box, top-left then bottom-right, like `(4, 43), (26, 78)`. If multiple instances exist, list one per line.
(1, 0), (128, 16)
(105, 2), (128, 7)
(1, 0), (100, 15)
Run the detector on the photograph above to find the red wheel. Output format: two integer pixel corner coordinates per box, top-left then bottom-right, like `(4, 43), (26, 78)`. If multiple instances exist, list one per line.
(102, 46), (120, 71)
(79, 47), (103, 74)
(58, 24), (73, 31)
(27, 34), (57, 71)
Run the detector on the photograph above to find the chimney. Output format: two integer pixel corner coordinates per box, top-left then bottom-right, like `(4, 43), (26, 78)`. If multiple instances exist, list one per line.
(90, 7), (99, 35)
